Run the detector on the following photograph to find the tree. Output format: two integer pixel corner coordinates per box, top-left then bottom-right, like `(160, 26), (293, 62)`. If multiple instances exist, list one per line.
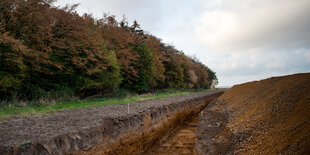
(205, 67), (217, 81)
(144, 35), (165, 88)
(134, 44), (154, 93)
(163, 61), (185, 88)
(0, 0), (217, 101)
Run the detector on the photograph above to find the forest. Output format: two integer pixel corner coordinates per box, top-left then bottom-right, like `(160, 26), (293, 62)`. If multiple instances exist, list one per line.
(0, 0), (217, 102)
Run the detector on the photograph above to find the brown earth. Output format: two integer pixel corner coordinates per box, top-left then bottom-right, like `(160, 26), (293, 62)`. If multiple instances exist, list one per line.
(79, 92), (222, 155)
(196, 73), (310, 154)
(0, 91), (223, 154)
(146, 114), (199, 155)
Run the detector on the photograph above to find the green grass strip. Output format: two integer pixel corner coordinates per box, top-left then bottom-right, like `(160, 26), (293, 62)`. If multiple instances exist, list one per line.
(0, 89), (215, 120)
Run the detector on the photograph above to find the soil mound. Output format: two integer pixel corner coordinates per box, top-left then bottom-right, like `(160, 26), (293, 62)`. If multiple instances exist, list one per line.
(196, 73), (310, 154)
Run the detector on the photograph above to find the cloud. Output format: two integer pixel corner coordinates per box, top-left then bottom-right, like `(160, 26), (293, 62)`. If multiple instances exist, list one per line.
(296, 48), (310, 63)
(191, 0), (310, 86)
(195, 0), (310, 52)
(205, 48), (310, 86)
(55, 0), (200, 33)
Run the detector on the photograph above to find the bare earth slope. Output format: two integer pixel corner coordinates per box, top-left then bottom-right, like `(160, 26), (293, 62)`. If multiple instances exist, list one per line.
(196, 73), (310, 154)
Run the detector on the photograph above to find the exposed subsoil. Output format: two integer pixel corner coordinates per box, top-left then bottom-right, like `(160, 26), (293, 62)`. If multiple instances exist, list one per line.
(146, 116), (199, 155)
(0, 91), (223, 154)
(196, 73), (310, 154)
(79, 92), (222, 155)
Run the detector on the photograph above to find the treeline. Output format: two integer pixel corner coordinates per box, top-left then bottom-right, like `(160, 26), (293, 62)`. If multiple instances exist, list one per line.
(0, 0), (217, 101)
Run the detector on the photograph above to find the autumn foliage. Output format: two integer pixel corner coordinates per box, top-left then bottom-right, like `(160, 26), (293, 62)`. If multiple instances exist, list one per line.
(0, 0), (217, 100)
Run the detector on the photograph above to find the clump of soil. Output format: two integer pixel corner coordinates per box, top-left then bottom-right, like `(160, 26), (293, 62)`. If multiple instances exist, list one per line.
(196, 73), (310, 154)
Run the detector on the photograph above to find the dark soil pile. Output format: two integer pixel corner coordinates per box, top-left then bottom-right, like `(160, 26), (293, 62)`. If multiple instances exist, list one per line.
(196, 73), (310, 154)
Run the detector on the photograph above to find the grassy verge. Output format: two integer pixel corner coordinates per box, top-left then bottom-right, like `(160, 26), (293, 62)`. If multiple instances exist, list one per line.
(0, 89), (220, 120)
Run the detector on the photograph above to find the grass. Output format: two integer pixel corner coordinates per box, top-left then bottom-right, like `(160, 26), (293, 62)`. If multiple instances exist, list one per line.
(0, 89), (218, 120)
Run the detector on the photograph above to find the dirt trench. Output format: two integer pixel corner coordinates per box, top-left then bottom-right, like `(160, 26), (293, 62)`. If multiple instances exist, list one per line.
(146, 115), (199, 155)
(79, 92), (222, 155)
(0, 91), (223, 155)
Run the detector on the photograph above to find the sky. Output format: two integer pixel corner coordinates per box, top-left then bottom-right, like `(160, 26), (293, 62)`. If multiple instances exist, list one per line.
(55, 0), (310, 87)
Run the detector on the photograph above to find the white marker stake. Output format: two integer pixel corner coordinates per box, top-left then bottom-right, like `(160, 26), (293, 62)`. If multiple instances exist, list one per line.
(127, 103), (129, 114)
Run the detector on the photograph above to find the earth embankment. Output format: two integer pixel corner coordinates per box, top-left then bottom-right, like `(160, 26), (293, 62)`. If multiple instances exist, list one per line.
(196, 73), (310, 154)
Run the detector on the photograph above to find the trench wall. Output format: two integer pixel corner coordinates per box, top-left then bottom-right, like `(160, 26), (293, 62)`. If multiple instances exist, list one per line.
(1, 92), (223, 155)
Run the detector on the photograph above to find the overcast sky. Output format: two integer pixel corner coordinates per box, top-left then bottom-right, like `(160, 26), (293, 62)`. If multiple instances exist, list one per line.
(55, 0), (310, 87)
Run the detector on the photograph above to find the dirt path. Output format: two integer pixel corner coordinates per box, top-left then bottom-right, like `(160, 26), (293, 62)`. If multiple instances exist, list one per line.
(146, 115), (199, 155)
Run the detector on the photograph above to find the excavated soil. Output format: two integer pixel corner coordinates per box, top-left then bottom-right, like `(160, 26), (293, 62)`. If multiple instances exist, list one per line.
(0, 91), (223, 154)
(146, 114), (199, 155)
(196, 73), (310, 154)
